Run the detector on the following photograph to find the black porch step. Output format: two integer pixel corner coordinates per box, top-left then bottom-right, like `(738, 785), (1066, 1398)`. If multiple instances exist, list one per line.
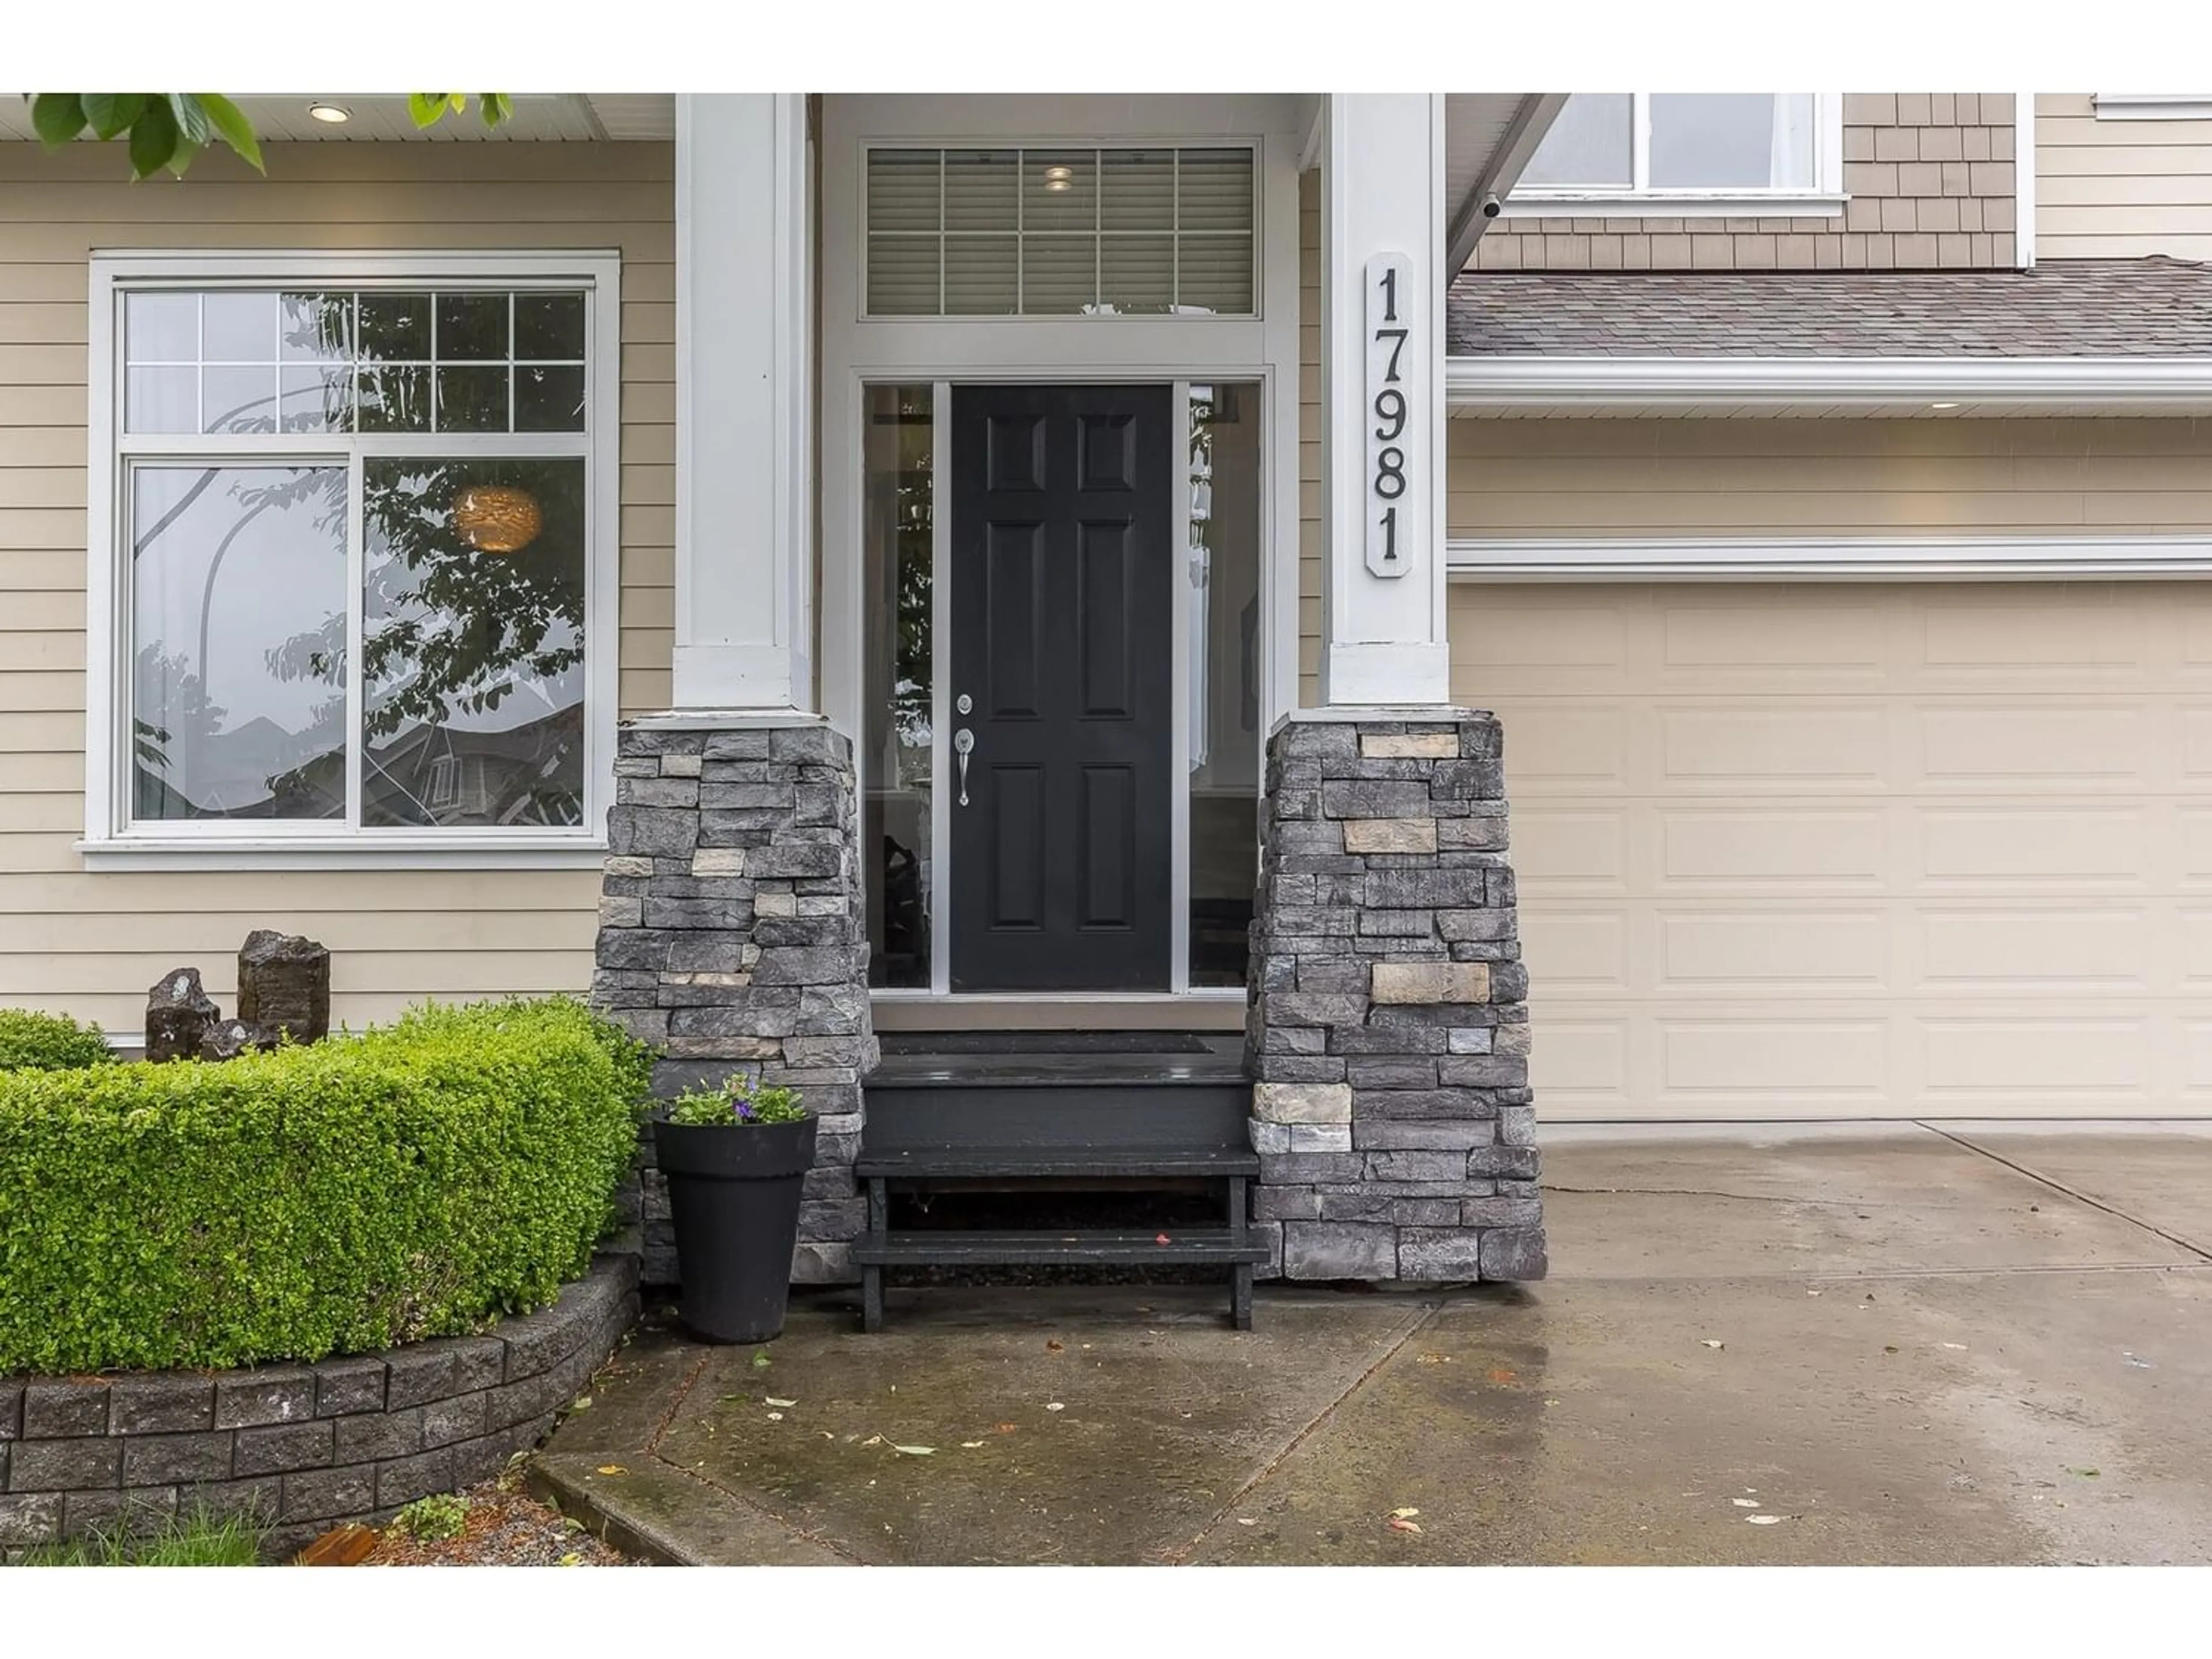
(855, 1146), (1259, 1181)
(852, 1228), (1270, 1267)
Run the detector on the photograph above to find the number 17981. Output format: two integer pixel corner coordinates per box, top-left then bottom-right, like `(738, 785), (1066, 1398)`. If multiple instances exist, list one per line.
(1364, 252), (1415, 579)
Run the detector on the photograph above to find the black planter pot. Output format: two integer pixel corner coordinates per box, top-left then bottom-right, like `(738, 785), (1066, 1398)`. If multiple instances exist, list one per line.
(653, 1113), (819, 1344)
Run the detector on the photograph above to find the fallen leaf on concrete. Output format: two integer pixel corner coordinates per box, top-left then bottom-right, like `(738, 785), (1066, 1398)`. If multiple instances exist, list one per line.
(2069, 1467), (2101, 1479)
(766, 1411), (784, 1422)
(1806, 1289), (1821, 1297)
(570, 1396), (592, 1411)
(1389, 1506), (1420, 1519)
(893, 1444), (935, 1456)
(765, 1396), (797, 1407)
(1387, 1516), (1423, 1535)
(821, 1431), (836, 1440)
(1046, 1339), (1066, 1352)
(752, 1350), (772, 1369)
(1884, 1345), (1900, 1354)
(559, 1552), (584, 1567)
(594, 1465), (627, 1477)
(1746, 1514), (1783, 1526)
(2124, 1353), (2156, 1369)
(1733, 1498), (1761, 1508)
(1544, 1397), (1561, 1407)
(1700, 1339), (1724, 1350)
(1486, 1365), (1518, 1384)
(861, 1434), (885, 1447)
(1942, 1342), (1968, 1351)
(995, 1422), (1018, 1434)
(960, 1441), (986, 1449)
(1046, 1402), (1066, 1412)
(1237, 1517), (1257, 1527)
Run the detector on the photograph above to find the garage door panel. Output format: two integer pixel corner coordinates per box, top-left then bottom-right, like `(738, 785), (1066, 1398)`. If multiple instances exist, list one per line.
(1918, 805), (2147, 887)
(1456, 581), (2212, 1121)
(1658, 908), (1888, 990)
(1916, 706), (2152, 784)
(1658, 807), (1887, 887)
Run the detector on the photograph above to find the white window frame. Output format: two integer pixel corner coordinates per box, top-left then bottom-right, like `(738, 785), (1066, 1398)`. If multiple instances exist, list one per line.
(1502, 92), (1846, 219)
(82, 250), (622, 871)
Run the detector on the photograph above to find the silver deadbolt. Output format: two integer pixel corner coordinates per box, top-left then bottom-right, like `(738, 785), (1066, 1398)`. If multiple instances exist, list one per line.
(952, 728), (975, 806)
(956, 692), (974, 715)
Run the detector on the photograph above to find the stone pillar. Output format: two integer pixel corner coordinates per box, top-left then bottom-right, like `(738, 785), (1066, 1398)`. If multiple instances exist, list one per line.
(1245, 711), (1545, 1283)
(589, 717), (876, 1286)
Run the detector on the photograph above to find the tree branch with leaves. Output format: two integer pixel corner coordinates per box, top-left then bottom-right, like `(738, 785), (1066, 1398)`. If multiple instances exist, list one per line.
(24, 92), (513, 179)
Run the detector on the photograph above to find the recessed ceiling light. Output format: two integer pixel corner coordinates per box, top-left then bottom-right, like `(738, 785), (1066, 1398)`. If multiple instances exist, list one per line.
(306, 103), (351, 125)
(1042, 163), (1073, 191)
(1929, 400), (1960, 410)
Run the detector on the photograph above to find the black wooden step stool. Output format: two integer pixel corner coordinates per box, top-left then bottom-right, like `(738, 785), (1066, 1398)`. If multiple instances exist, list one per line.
(851, 1146), (1266, 1332)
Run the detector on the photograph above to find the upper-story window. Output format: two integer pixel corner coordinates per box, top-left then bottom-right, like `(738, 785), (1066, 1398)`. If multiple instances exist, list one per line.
(864, 146), (1256, 317)
(88, 253), (620, 858)
(1513, 93), (1844, 215)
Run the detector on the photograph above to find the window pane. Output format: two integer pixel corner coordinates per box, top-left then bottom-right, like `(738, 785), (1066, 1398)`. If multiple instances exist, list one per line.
(1100, 149), (1175, 232)
(868, 149), (942, 232)
(1022, 234), (1095, 313)
(1187, 384), (1261, 987)
(1023, 150), (1096, 232)
(942, 149), (1017, 230)
(281, 293), (353, 362)
(358, 364), (430, 432)
(1100, 235), (1174, 313)
(862, 385), (934, 988)
(1650, 93), (1816, 189)
(203, 291), (276, 362)
(514, 292), (585, 359)
(437, 292), (510, 361)
(435, 366), (510, 433)
(130, 465), (347, 823)
(280, 365), (354, 434)
(358, 292), (432, 363)
(1175, 149), (1253, 231)
(515, 364), (587, 432)
(202, 365), (279, 434)
(126, 291), (198, 363)
(943, 236), (1018, 315)
(361, 457), (587, 828)
(868, 236), (942, 316)
(1176, 234), (1253, 315)
(1519, 93), (1634, 188)
(126, 366), (198, 434)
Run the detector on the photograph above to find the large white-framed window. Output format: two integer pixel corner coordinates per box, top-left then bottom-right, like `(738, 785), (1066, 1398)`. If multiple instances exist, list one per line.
(1506, 93), (1845, 218)
(84, 251), (620, 868)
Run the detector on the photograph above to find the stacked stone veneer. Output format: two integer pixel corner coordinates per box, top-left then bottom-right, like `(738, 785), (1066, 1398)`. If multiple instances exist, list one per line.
(590, 720), (876, 1287)
(1245, 713), (1546, 1283)
(0, 1256), (637, 1561)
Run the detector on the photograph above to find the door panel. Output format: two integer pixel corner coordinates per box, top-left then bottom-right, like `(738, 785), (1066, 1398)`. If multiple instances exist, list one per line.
(950, 384), (1173, 991)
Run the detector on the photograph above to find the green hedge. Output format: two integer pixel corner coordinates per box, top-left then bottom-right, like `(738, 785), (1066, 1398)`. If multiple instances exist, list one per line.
(0, 1009), (114, 1073)
(0, 997), (652, 1375)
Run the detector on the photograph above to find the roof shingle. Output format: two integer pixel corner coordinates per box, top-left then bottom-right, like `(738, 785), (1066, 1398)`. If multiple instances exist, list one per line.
(1446, 258), (2212, 358)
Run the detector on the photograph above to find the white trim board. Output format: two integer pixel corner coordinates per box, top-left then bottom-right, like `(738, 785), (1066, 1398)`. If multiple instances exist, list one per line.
(1449, 532), (2212, 582)
(1445, 355), (2212, 413)
(2092, 93), (2212, 120)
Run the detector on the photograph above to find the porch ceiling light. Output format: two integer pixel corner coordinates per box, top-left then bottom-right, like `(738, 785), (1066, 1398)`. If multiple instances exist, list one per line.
(306, 103), (352, 124)
(1042, 164), (1074, 191)
(452, 484), (543, 554)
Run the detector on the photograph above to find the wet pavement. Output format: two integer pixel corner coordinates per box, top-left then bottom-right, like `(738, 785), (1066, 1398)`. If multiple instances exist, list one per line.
(535, 1123), (2212, 1565)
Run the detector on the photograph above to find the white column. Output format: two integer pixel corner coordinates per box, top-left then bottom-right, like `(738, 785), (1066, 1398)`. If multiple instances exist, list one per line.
(671, 93), (813, 713)
(1319, 94), (1452, 708)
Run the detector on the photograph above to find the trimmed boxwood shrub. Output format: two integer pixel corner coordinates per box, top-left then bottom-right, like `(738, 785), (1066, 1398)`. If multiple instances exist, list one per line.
(0, 1009), (114, 1073)
(0, 997), (652, 1375)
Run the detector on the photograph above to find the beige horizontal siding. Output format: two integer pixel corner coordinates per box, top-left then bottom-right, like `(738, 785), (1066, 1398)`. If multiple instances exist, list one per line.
(1450, 417), (2212, 539)
(2036, 92), (2212, 259)
(0, 138), (673, 1033)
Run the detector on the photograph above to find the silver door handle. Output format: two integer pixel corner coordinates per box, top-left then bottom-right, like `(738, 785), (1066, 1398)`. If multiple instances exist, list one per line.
(953, 728), (975, 806)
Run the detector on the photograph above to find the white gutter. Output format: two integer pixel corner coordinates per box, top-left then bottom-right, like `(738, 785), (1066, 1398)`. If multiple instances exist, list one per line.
(1445, 355), (2212, 410)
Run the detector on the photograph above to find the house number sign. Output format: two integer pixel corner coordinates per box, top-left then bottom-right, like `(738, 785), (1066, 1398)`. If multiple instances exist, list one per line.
(1363, 251), (1415, 580)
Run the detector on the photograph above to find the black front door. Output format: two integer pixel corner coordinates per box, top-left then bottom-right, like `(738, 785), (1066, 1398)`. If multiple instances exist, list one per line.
(948, 384), (1175, 992)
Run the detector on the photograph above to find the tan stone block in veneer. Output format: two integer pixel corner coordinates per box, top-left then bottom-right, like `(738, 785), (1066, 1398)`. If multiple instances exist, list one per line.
(691, 848), (746, 875)
(1361, 732), (1459, 759)
(1343, 819), (1440, 855)
(1252, 1082), (1354, 1124)
(1372, 961), (1491, 1005)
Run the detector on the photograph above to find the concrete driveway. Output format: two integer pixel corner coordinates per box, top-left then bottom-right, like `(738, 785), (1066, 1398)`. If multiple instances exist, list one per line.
(536, 1122), (2212, 1565)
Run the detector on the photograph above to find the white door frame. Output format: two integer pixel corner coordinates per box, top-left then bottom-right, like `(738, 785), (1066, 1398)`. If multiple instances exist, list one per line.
(817, 96), (1304, 1006)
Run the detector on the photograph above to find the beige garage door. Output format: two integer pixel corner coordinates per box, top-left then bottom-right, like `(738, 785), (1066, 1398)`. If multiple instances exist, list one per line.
(1449, 581), (2212, 1122)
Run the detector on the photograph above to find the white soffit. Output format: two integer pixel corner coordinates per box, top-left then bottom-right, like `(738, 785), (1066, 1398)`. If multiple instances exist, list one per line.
(1445, 355), (2212, 417)
(0, 94), (674, 143)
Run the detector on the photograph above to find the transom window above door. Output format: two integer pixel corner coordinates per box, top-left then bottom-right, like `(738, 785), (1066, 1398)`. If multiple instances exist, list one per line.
(864, 146), (1256, 317)
(1512, 93), (1843, 214)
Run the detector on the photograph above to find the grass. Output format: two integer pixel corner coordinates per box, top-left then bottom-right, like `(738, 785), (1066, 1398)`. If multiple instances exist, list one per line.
(14, 1502), (263, 1567)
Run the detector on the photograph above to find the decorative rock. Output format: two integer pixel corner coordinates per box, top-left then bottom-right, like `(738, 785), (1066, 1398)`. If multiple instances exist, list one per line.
(145, 967), (219, 1063)
(1247, 711), (1544, 1286)
(236, 930), (330, 1044)
(200, 1020), (280, 1062)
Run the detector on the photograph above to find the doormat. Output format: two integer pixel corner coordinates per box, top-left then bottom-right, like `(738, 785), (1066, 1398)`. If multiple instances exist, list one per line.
(876, 1031), (1216, 1056)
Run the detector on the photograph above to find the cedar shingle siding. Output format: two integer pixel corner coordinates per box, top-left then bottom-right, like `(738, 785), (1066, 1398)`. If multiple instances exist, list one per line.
(1474, 93), (2017, 272)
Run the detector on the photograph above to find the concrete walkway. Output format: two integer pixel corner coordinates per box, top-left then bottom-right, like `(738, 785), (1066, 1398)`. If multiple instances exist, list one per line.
(535, 1122), (2212, 1565)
